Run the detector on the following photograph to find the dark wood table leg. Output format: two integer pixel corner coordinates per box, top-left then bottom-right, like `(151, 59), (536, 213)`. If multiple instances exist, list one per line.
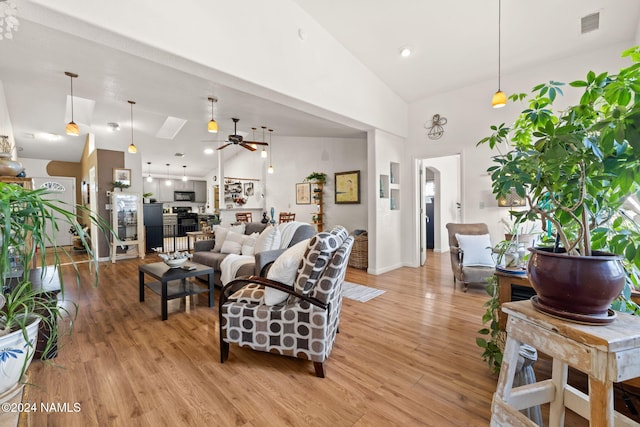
(208, 271), (214, 307)
(139, 270), (145, 302)
(161, 279), (168, 321)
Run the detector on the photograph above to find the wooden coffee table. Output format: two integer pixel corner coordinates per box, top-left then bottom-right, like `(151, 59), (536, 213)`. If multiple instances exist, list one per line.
(139, 261), (214, 320)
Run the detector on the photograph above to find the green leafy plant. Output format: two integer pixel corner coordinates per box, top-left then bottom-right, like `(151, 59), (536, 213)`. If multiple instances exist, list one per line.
(476, 275), (505, 375)
(305, 172), (327, 184)
(477, 46), (640, 304)
(0, 183), (113, 377)
(111, 181), (130, 190)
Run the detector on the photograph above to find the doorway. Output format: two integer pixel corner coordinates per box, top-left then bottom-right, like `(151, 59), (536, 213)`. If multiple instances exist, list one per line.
(418, 154), (461, 262)
(33, 177), (77, 247)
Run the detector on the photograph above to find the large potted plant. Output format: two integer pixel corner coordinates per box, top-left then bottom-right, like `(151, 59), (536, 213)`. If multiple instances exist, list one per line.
(0, 182), (109, 410)
(478, 46), (640, 323)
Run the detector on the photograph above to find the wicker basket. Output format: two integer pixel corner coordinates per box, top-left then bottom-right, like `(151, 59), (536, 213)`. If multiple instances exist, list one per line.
(348, 232), (368, 270)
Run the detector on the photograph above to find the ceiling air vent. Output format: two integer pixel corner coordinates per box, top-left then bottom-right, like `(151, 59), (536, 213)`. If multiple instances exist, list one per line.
(581, 12), (599, 34)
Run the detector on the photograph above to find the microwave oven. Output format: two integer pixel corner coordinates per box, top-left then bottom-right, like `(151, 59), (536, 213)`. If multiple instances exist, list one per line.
(174, 191), (195, 202)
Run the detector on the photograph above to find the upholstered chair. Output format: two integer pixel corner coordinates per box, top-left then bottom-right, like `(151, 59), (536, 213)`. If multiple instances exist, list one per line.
(219, 226), (354, 377)
(445, 223), (495, 291)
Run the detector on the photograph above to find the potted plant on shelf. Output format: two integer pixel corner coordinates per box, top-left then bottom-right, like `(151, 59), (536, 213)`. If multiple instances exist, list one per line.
(0, 183), (110, 410)
(305, 172), (327, 185)
(477, 46), (640, 323)
(111, 181), (130, 192)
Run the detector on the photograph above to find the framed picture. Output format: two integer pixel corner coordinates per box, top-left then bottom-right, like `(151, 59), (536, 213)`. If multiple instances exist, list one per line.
(335, 170), (360, 204)
(113, 168), (131, 186)
(296, 182), (311, 204)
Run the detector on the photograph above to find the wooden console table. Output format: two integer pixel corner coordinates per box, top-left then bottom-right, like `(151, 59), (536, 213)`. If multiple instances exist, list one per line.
(494, 270), (533, 330)
(492, 300), (640, 426)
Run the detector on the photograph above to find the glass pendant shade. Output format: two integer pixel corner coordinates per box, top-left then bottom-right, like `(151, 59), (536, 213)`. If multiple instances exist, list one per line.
(261, 148), (267, 158)
(146, 175), (153, 183)
(492, 90), (507, 108)
(267, 165), (274, 174)
(65, 121), (79, 136)
(65, 71), (80, 135)
(127, 100), (137, 153)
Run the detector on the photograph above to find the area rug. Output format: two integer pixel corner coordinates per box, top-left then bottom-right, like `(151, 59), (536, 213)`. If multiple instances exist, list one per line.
(342, 282), (385, 302)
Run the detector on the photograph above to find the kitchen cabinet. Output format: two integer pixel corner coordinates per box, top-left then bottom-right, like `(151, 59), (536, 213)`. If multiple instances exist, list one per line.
(174, 180), (194, 191)
(194, 180), (207, 203)
(158, 181), (174, 202)
(143, 179), (159, 200)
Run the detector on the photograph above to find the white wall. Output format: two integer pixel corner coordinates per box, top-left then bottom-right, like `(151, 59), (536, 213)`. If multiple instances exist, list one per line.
(370, 129), (404, 274)
(403, 42), (635, 265)
(223, 136), (368, 233)
(25, 0), (407, 138)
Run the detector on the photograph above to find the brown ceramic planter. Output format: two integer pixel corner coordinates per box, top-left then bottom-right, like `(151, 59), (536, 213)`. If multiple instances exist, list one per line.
(527, 247), (625, 323)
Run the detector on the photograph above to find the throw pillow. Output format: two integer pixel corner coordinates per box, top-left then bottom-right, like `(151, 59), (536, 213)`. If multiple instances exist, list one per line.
(264, 239), (310, 305)
(253, 226), (282, 254)
(212, 227), (230, 252)
(241, 232), (260, 256)
(220, 230), (248, 255)
(455, 233), (495, 267)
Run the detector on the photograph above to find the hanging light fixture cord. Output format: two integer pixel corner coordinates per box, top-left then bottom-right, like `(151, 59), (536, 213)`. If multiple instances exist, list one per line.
(497, 0), (501, 92)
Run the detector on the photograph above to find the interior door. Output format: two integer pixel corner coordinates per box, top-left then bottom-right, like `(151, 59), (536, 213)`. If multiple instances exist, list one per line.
(419, 161), (427, 266)
(33, 177), (76, 247)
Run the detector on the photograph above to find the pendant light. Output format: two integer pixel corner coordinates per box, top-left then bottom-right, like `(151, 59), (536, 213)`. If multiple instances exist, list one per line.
(260, 126), (268, 158)
(127, 100), (137, 153)
(146, 162), (153, 182)
(165, 163), (172, 186)
(64, 71), (80, 136)
(182, 165), (188, 182)
(267, 129), (274, 174)
(207, 97), (218, 133)
(491, 0), (507, 108)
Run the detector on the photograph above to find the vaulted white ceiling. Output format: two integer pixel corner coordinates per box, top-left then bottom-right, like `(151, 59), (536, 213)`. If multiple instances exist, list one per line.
(0, 0), (638, 177)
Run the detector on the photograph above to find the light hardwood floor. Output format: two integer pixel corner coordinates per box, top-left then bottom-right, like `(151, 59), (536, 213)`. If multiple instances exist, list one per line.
(24, 251), (589, 426)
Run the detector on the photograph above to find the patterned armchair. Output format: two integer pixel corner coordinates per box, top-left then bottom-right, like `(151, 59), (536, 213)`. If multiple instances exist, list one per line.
(219, 226), (354, 377)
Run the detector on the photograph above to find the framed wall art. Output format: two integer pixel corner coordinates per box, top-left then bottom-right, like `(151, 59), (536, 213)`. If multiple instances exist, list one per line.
(296, 182), (311, 204)
(113, 168), (131, 187)
(335, 170), (360, 204)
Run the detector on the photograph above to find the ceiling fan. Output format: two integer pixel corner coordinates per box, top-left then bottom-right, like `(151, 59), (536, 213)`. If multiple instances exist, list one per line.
(217, 118), (268, 152)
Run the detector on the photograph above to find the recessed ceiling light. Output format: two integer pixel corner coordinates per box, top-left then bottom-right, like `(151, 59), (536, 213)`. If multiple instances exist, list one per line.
(400, 47), (412, 57)
(204, 148), (214, 155)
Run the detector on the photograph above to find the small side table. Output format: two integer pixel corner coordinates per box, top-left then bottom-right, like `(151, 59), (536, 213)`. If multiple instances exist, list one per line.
(491, 300), (640, 426)
(139, 262), (214, 320)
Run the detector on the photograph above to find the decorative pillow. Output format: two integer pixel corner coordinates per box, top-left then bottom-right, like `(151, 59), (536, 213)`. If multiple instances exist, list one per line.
(253, 226), (282, 254)
(295, 226), (347, 295)
(220, 230), (248, 255)
(455, 233), (495, 267)
(241, 232), (260, 256)
(264, 239), (310, 305)
(228, 222), (246, 235)
(212, 227), (230, 252)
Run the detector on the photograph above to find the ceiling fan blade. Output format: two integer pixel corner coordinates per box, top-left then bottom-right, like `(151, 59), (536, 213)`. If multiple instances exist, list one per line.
(242, 140), (269, 146)
(217, 143), (233, 150)
(240, 142), (257, 151)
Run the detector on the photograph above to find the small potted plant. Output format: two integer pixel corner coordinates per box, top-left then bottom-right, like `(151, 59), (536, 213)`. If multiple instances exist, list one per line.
(305, 172), (327, 185)
(477, 46), (640, 322)
(111, 181), (130, 192)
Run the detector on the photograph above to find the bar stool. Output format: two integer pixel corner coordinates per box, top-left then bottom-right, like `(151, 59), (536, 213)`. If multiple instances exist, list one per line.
(491, 300), (640, 427)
